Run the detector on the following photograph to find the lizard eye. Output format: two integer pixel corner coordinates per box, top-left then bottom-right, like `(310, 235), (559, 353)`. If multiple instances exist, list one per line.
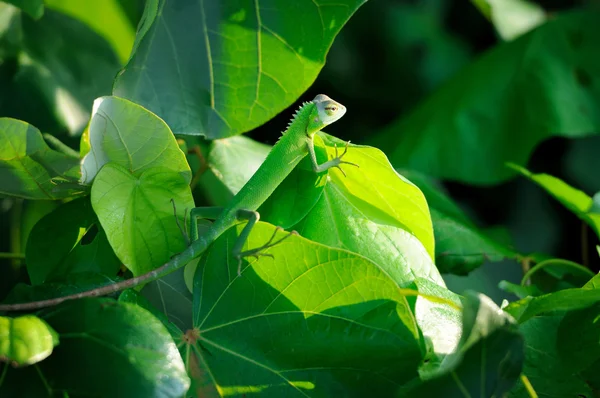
(324, 106), (338, 116)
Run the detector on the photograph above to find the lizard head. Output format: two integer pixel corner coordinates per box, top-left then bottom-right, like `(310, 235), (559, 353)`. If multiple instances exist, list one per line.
(306, 94), (346, 135)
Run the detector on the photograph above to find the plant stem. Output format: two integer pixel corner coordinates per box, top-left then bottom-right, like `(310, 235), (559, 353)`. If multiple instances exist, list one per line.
(521, 258), (595, 286)
(520, 374), (538, 398)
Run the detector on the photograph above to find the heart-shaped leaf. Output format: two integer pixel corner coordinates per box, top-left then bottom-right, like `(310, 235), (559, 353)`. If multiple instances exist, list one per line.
(91, 164), (194, 276)
(81, 96), (191, 184)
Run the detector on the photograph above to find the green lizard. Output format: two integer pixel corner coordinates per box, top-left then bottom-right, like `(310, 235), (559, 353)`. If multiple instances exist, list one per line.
(0, 94), (355, 311)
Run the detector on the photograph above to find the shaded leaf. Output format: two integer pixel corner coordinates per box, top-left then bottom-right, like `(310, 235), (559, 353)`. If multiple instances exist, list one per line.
(3, 0), (43, 19)
(504, 287), (600, 323)
(119, 289), (182, 340)
(0, 299), (190, 397)
(403, 292), (523, 397)
(0, 118), (81, 200)
(91, 164), (194, 276)
(140, 267), (193, 333)
(512, 164), (600, 238)
(44, 0), (135, 63)
(25, 197), (121, 284)
(509, 315), (594, 397)
(113, 0), (367, 138)
(401, 169), (519, 274)
(371, 11), (600, 184)
(0, 315), (58, 366)
(81, 96), (192, 184)
(17, 10), (120, 134)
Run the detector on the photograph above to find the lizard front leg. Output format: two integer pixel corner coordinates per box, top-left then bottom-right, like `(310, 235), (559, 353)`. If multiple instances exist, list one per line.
(234, 210), (297, 276)
(307, 136), (359, 177)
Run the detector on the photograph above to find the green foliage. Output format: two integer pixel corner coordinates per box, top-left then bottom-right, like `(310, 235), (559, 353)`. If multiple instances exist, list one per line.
(25, 197), (121, 284)
(2, 0), (43, 19)
(0, 118), (81, 200)
(511, 163), (600, 238)
(401, 170), (519, 274)
(403, 292), (523, 397)
(2, 1), (600, 396)
(1, 299), (189, 396)
(372, 11), (600, 184)
(113, 0), (366, 138)
(191, 221), (448, 395)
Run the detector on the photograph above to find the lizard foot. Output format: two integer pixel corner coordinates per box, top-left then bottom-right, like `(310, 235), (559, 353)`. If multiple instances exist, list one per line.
(236, 227), (298, 276)
(331, 141), (359, 177)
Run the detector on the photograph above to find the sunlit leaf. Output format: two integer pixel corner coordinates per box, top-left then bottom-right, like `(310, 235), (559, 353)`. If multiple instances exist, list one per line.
(113, 0), (367, 138)
(472, 0), (546, 40)
(81, 96), (192, 184)
(91, 164), (194, 276)
(0, 315), (58, 366)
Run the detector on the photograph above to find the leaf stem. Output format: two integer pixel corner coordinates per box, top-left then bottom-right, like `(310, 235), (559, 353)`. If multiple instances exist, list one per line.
(520, 373), (538, 398)
(521, 258), (594, 286)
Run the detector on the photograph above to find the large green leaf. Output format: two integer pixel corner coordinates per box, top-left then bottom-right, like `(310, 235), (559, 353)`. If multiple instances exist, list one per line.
(403, 292), (523, 397)
(371, 11), (600, 185)
(2, 0), (43, 19)
(25, 197), (121, 285)
(511, 164), (600, 238)
(91, 164), (195, 276)
(0, 299), (190, 397)
(189, 221), (461, 396)
(44, 0), (135, 63)
(0, 315), (58, 367)
(0, 118), (81, 200)
(113, 0), (366, 138)
(81, 96), (192, 184)
(262, 134), (443, 286)
(401, 170), (519, 274)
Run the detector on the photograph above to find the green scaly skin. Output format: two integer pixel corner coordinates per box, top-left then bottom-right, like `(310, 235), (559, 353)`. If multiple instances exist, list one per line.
(0, 94), (353, 311)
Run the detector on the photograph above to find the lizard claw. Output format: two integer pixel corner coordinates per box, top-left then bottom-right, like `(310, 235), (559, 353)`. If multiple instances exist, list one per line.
(331, 141), (359, 177)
